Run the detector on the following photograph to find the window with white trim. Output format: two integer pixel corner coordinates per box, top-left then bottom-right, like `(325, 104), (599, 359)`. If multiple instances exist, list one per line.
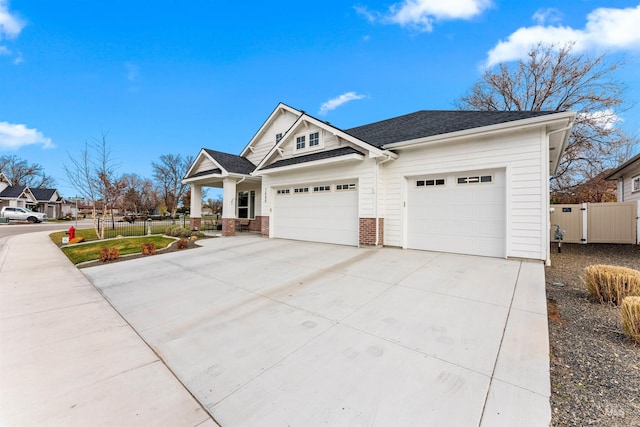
(294, 187), (309, 193)
(457, 175), (493, 184)
(313, 185), (330, 192)
(237, 190), (255, 219)
(309, 132), (319, 147)
(632, 175), (640, 192)
(336, 183), (357, 191)
(276, 188), (290, 195)
(294, 130), (323, 152)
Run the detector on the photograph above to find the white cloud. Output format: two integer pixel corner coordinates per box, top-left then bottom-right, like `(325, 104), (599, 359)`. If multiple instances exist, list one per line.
(318, 92), (367, 115)
(532, 8), (562, 25)
(485, 5), (640, 67)
(579, 109), (621, 131)
(359, 0), (492, 32)
(0, 122), (54, 150)
(0, 0), (25, 40)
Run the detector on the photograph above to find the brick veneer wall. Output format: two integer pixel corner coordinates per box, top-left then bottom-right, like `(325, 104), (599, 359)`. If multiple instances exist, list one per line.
(190, 217), (201, 231)
(260, 216), (269, 236)
(222, 218), (236, 236)
(359, 217), (384, 246)
(248, 218), (261, 232)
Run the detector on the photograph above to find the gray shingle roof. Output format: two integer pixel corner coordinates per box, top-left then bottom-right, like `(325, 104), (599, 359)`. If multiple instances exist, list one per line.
(345, 110), (559, 148)
(203, 149), (256, 175)
(30, 187), (57, 201)
(189, 168), (222, 179)
(261, 147), (364, 170)
(0, 185), (27, 198)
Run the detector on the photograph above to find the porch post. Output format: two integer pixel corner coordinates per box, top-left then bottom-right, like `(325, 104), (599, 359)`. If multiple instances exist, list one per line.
(222, 178), (237, 236)
(190, 184), (202, 230)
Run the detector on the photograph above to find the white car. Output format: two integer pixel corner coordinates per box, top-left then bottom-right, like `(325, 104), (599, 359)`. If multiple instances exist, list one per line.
(0, 207), (48, 223)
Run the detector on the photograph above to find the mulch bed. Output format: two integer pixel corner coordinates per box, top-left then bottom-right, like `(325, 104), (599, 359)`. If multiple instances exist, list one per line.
(545, 243), (640, 427)
(76, 239), (202, 269)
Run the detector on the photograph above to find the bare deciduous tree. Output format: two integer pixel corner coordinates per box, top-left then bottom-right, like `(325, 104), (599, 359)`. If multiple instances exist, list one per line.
(152, 154), (193, 218)
(456, 43), (639, 195)
(120, 173), (158, 214)
(64, 134), (125, 239)
(0, 155), (56, 188)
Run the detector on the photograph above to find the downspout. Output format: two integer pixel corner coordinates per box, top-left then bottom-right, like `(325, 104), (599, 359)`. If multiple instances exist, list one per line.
(374, 154), (394, 246)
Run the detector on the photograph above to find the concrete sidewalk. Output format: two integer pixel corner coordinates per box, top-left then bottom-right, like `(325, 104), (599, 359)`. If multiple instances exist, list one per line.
(0, 232), (217, 426)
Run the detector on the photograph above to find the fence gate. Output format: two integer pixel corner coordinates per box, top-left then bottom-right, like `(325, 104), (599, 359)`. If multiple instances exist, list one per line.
(550, 204), (584, 243)
(550, 201), (639, 244)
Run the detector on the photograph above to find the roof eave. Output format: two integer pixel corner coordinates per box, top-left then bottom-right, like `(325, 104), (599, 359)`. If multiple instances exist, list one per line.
(254, 153), (365, 176)
(604, 153), (640, 180)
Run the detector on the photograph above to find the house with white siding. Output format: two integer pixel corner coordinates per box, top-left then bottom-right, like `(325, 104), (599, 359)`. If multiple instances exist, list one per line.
(605, 152), (640, 202)
(183, 103), (575, 263)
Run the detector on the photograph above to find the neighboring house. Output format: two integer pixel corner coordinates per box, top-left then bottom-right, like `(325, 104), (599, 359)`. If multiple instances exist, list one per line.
(0, 171), (63, 217)
(605, 152), (640, 202)
(183, 103), (575, 263)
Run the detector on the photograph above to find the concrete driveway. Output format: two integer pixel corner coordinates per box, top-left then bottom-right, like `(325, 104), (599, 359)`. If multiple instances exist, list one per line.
(84, 235), (551, 426)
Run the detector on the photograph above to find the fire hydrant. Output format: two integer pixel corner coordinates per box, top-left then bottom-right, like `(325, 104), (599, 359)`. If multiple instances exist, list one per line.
(68, 226), (75, 240)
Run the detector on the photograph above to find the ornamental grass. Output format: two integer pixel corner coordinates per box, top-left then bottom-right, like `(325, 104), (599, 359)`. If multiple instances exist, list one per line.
(621, 296), (640, 344)
(583, 265), (640, 305)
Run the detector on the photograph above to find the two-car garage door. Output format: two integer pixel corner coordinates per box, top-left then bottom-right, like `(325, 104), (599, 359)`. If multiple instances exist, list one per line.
(406, 169), (506, 258)
(272, 181), (359, 246)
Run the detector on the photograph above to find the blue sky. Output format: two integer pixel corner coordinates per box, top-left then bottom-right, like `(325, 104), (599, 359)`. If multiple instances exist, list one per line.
(1, 0), (639, 197)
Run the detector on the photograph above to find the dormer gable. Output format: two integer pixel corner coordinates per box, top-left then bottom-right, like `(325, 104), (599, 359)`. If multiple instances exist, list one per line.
(240, 103), (302, 165)
(253, 113), (394, 174)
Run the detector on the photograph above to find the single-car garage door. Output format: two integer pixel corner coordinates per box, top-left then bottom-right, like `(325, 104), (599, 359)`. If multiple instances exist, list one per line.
(272, 181), (359, 246)
(406, 169), (506, 257)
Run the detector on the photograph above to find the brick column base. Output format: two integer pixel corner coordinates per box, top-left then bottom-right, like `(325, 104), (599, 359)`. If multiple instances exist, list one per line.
(359, 218), (384, 246)
(222, 218), (236, 236)
(190, 217), (201, 231)
(259, 216), (269, 236)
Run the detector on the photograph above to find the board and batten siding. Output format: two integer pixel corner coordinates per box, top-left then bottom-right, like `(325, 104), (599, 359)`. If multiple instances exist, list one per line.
(383, 127), (549, 260)
(277, 127), (343, 158)
(244, 110), (300, 166)
(260, 156), (378, 219)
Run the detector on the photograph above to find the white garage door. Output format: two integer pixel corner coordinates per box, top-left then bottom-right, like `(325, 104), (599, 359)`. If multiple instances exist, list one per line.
(407, 169), (506, 258)
(272, 182), (359, 246)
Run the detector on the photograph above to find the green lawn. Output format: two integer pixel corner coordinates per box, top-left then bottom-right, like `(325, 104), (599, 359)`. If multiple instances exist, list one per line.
(60, 236), (175, 264)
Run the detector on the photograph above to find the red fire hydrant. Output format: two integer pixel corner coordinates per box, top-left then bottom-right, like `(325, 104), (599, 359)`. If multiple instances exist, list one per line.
(68, 226), (75, 240)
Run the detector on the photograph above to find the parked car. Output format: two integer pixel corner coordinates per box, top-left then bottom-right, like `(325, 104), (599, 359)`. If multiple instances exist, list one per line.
(0, 206), (48, 223)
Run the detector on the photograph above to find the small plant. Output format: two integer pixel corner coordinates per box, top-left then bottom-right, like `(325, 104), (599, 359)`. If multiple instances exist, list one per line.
(99, 247), (120, 262)
(141, 242), (156, 255)
(621, 296), (640, 344)
(176, 238), (189, 249)
(584, 264), (640, 305)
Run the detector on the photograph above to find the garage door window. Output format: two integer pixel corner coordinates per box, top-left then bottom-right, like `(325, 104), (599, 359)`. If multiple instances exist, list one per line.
(415, 178), (445, 187)
(294, 187), (309, 194)
(336, 183), (357, 191)
(313, 185), (330, 192)
(276, 189), (290, 195)
(457, 175), (493, 184)
(237, 190), (255, 219)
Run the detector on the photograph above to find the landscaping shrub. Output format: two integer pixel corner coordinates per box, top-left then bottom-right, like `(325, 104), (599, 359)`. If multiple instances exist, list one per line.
(99, 247), (119, 262)
(176, 238), (189, 249)
(621, 296), (640, 344)
(584, 265), (640, 305)
(141, 242), (156, 255)
(164, 225), (193, 238)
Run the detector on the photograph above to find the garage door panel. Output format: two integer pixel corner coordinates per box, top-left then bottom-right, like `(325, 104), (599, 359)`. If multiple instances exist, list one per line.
(407, 169), (505, 258)
(273, 184), (358, 246)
